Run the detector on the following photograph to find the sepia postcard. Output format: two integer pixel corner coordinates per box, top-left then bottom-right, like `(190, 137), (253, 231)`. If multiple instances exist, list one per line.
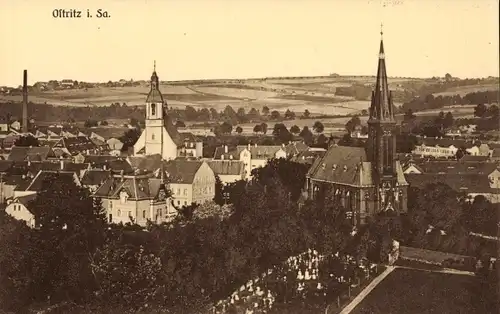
(0, 1), (498, 313)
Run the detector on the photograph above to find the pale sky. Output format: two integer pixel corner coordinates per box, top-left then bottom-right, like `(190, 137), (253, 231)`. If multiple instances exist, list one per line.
(0, 0), (498, 86)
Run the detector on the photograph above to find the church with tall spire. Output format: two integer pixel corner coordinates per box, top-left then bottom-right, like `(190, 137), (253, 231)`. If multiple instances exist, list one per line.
(133, 62), (203, 160)
(305, 29), (408, 225)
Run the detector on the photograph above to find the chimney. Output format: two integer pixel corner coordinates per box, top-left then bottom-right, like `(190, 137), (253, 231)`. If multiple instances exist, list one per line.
(60, 158), (64, 170)
(254, 143), (257, 148)
(120, 170), (124, 181)
(221, 154), (224, 160)
(22, 70), (28, 133)
(224, 145), (228, 153)
(247, 143), (251, 150)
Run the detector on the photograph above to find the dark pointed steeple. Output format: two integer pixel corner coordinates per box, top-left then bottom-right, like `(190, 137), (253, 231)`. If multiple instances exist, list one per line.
(369, 24), (394, 123)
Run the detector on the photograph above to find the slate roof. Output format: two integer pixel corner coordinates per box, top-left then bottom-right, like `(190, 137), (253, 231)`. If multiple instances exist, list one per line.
(405, 173), (499, 194)
(291, 150), (326, 165)
(402, 160), (498, 175)
(0, 160), (13, 172)
(161, 159), (204, 184)
(52, 137), (98, 154)
(15, 193), (37, 207)
(7, 146), (53, 162)
(213, 146), (239, 160)
(416, 138), (479, 149)
(236, 145), (284, 160)
(284, 142), (310, 156)
(307, 144), (407, 187)
(127, 154), (163, 172)
(164, 115), (183, 146)
(2, 174), (31, 187)
(28, 171), (78, 192)
(81, 169), (111, 186)
(459, 155), (489, 162)
(93, 173), (163, 201)
(207, 160), (245, 176)
(492, 148), (500, 158)
(89, 127), (129, 140)
(146, 89), (164, 104)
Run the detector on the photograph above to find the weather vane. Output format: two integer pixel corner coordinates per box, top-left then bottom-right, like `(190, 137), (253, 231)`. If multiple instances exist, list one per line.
(380, 23), (384, 37)
(154, 60), (156, 71)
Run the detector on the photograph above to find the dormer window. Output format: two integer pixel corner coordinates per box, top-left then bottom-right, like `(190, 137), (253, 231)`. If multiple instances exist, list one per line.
(119, 190), (129, 204)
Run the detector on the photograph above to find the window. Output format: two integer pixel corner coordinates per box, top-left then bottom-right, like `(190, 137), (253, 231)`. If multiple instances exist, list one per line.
(177, 188), (180, 195)
(177, 200), (180, 205)
(108, 214), (113, 222)
(128, 211), (132, 217)
(184, 201), (187, 206)
(183, 189), (187, 196)
(152, 133), (155, 140)
(151, 103), (156, 115)
(142, 210), (146, 219)
(109, 200), (113, 209)
(158, 208), (162, 217)
(117, 210), (121, 217)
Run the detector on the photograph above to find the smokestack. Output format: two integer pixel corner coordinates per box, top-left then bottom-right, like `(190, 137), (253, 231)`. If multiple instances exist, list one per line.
(22, 70), (28, 133)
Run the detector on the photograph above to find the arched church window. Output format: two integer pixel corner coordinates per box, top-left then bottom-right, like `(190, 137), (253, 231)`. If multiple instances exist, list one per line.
(151, 103), (156, 116)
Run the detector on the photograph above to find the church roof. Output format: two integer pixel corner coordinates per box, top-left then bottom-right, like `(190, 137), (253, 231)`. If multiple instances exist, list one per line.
(146, 89), (164, 104)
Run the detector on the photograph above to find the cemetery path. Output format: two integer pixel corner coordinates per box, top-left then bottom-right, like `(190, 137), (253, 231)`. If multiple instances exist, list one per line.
(338, 266), (396, 314)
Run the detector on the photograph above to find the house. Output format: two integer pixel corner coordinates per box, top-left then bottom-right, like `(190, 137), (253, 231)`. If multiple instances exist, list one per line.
(160, 159), (215, 209)
(93, 172), (173, 226)
(0, 174), (32, 204)
(237, 144), (287, 178)
(60, 79), (75, 88)
(412, 138), (481, 158)
(13, 170), (81, 198)
(305, 35), (408, 226)
(207, 160), (246, 184)
(1, 134), (20, 150)
(52, 137), (99, 156)
(491, 148), (500, 162)
(107, 137), (124, 151)
(291, 149), (326, 166)
(127, 154), (163, 173)
(133, 67), (203, 159)
(283, 141), (310, 158)
(4, 194), (37, 228)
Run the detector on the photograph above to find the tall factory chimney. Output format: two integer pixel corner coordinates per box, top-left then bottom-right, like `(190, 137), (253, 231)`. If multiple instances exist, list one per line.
(22, 70), (28, 133)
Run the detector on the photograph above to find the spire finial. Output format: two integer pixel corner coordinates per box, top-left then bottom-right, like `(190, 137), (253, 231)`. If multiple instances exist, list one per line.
(380, 23), (384, 38)
(153, 60), (156, 72)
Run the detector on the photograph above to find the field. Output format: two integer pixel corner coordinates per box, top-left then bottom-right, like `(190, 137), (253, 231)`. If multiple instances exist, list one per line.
(1, 77), (497, 115)
(350, 268), (490, 314)
(433, 84), (499, 96)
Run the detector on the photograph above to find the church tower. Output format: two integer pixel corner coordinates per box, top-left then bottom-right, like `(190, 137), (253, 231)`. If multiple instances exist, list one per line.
(366, 28), (401, 213)
(133, 62), (182, 160)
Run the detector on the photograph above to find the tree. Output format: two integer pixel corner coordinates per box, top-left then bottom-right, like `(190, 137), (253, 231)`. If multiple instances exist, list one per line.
(299, 126), (314, 145)
(84, 119), (99, 128)
(272, 123), (292, 143)
(313, 121), (324, 133)
(220, 121), (233, 134)
(235, 126), (243, 134)
(443, 112), (454, 129)
(27, 172), (107, 304)
(175, 120), (186, 128)
(14, 135), (39, 147)
(247, 108), (260, 120)
(253, 124), (262, 134)
(444, 73), (452, 81)
(260, 122), (268, 135)
(403, 109), (416, 122)
(129, 118), (140, 128)
(100, 120), (108, 126)
(345, 116), (361, 133)
(284, 109), (296, 120)
(262, 106), (270, 116)
(120, 128), (141, 151)
(213, 175), (224, 205)
(303, 109), (311, 118)
(193, 201), (233, 221)
(185, 106), (198, 120)
(290, 125), (300, 135)
(270, 110), (281, 120)
(474, 104), (487, 118)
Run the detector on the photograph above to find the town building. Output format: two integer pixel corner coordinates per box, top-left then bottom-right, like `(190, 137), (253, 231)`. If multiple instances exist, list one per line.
(207, 160), (246, 184)
(133, 64), (203, 160)
(305, 32), (408, 225)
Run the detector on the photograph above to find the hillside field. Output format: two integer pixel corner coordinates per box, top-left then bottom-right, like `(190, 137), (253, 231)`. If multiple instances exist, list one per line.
(1, 77), (497, 116)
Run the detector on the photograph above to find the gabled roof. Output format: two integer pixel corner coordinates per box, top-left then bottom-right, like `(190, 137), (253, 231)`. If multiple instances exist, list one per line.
(307, 145), (372, 186)
(284, 142), (310, 156)
(19, 170), (79, 192)
(88, 127), (129, 140)
(492, 148), (500, 158)
(459, 155), (489, 162)
(12, 193), (37, 207)
(402, 160), (498, 175)
(127, 154), (162, 172)
(0, 160), (13, 172)
(416, 138), (479, 149)
(93, 173), (163, 200)
(53, 137), (98, 154)
(236, 145), (283, 160)
(213, 146), (238, 160)
(206, 160), (245, 176)
(7, 146), (52, 162)
(291, 150), (325, 165)
(161, 159), (204, 184)
(164, 115), (183, 146)
(81, 169), (111, 186)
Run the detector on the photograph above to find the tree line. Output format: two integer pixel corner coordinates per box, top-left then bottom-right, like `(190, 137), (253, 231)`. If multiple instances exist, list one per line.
(401, 90), (499, 113)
